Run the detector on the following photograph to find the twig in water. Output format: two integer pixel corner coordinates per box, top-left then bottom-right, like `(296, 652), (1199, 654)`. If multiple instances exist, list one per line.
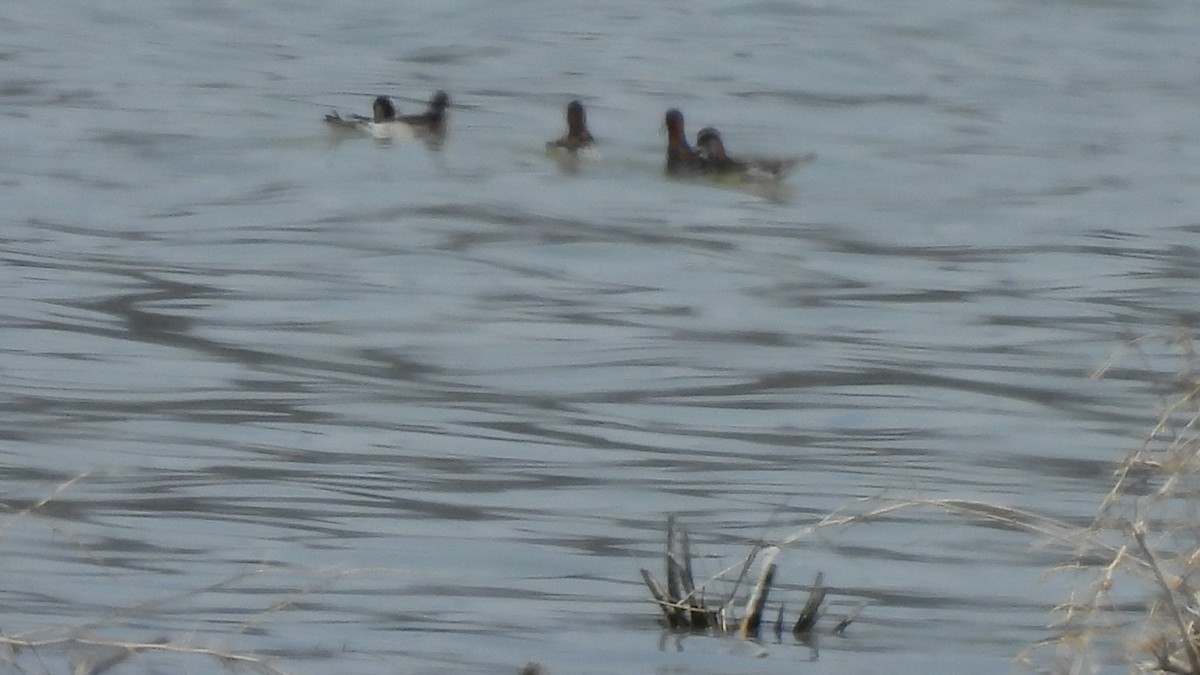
(833, 601), (867, 636)
(738, 547), (779, 638)
(793, 572), (825, 635)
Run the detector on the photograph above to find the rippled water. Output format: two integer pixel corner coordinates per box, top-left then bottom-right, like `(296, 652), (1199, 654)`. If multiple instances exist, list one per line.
(3, 0), (1200, 673)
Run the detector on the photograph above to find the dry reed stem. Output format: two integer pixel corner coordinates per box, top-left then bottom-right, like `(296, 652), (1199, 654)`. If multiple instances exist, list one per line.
(0, 635), (292, 675)
(1032, 334), (1200, 674)
(794, 572), (826, 635)
(641, 568), (670, 607)
(1134, 526), (1200, 673)
(666, 514), (685, 611)
(832, 600), (865, 636)
(677, 333), (1200, 671)
(676, 520), (698, 603)
(0, 474), (416, 675)
(647, 520), (807, 635)
(776, 498), (1101, 556)
(720, 544), (760, 627)
(0, 568), (412, 672)
(737, 546), (779, 638)
(0, 471), (93, 536)
(645, 498), (1108, 644)
(645, 517), (721, 628)
(666, 514), (711, 627)
(0, 562), (309, 675)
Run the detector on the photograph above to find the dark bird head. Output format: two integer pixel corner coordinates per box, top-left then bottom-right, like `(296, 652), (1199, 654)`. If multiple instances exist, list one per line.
(695, 126), (726, 159)
(664, 109), (688, 147)
(566, 100), (589, 136)
(372, 96), (396, 122)
(429, 90), (450, 113)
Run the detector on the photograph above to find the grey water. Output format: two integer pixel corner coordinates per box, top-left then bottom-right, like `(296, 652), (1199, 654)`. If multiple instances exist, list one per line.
(2, 0), (1199, 673)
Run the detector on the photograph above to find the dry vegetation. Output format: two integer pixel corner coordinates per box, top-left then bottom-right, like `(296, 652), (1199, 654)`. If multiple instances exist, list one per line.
(639, 337), (1200, 675)
(638, 514), (847, 639)
(1020, 336), (1200, 674)
(5, 338), (1200, 674)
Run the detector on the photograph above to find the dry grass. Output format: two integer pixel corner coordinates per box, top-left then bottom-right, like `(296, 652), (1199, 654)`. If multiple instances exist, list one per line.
(0, 472), (307, 675)
(0, 633), (292, 675)
(1018, 334), (1200, 674)
(640, 514), (833, 639)
(9, 338), (1200, 674)
(639, 499), (1102, 638)
(3, 468), (475, 675)
(640, 334), (1200, 674)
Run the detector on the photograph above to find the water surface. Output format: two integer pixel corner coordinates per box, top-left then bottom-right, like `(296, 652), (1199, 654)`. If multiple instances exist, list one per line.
(3, 0), (1200, 673)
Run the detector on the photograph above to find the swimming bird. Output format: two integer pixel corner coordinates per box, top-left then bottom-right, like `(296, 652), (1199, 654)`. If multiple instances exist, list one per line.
(323, 95), (417, 139)
(324, 95), (394, 127)
(395, 90), (450, 134)
(664, 108), (706, 176)
(323, 91), (448, 140)
(694, 126), (807, 181)
(546, 100), (595, 152)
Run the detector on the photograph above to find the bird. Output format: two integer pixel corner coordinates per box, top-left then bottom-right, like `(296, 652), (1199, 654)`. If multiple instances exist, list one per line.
(694, 126), (810, 181)
(395, 90), (450, 134)
(323, 90), (449, 140)
(546, 100), (595, 152)
(324, 95), (394, 126)
(663, 108), (707, 176)
(324, 95), (415, 139)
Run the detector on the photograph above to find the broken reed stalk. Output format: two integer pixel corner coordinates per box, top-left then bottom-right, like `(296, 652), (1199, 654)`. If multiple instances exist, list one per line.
(721, 544), (760, 629)
(665, 514), (712, 627)
(793, 572), (825, 635)
(665, 514), (685, 607)
(642, 515), (717, 629)
(672, 515), (697, 604)
(642, 517), (831, 638)
(738, 546), (778, 637)
(832, 600), (865, 636)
